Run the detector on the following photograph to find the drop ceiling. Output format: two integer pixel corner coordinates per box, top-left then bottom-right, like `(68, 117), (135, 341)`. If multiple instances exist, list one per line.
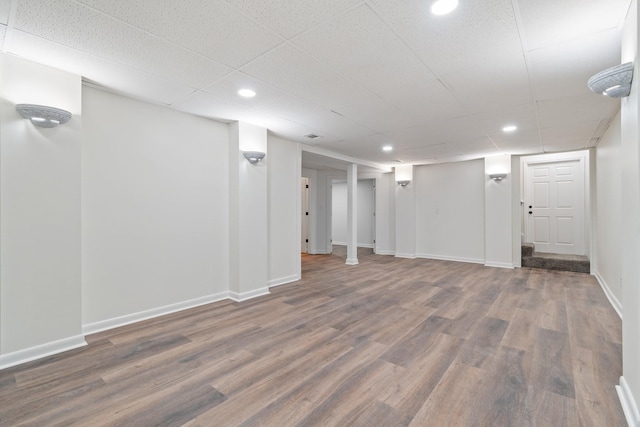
(0, 0), (629, 166)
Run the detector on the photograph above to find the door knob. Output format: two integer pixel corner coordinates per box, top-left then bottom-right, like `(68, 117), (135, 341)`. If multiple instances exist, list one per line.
(529, 211), (533, 214)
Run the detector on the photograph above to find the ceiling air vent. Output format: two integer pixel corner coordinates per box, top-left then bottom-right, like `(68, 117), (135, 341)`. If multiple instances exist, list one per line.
(393, 159), (404, 163)
(304, 133), (321, 139)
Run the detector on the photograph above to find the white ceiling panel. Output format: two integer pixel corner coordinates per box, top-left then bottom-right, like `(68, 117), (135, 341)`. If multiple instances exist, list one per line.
(442, 54), (533, 114)
(393, 79), (467, 124)
(5, 30), (195, 105)
(517, 0), (630, 50)
(543, 140), (590, 153)
(76, 0), (283, 68)
(293, 4), (440, 103)
(369, 0), (523, 76)
(0, 0), (627, 166)
(541, 121), (600, 145)
(332, 99), (421, 134)
(473, 103), (539, 135)
(13, 0), (233, 88)
(383, 115), (489, 149)
(491, 129), (541, 150)
(528, 28), (622, 101)
(537, 95), (617, 129)
(0, 0), (10, 25)
(240, 44), (377, 109)
(223, 0), (361, 40)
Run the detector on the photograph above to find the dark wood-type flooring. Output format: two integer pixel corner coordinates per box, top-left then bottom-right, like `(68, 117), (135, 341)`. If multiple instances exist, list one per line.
(0, 248), (625, 426)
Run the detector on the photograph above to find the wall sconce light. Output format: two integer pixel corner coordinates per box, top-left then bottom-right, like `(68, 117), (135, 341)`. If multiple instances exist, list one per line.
(16, 104), (72, 128)
(242, 151), (265, 164)
(395, 164), (413, 188)
(588, 62), (634, 98)
(489, 173), (508, 181)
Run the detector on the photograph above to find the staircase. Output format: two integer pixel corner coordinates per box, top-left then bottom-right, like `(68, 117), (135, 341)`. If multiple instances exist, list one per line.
(521, 243), (590, 273)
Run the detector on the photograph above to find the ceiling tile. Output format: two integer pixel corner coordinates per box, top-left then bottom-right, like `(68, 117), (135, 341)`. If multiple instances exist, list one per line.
(541, 120), (600, 145)
(537, 94), (617, 128)
(543, 140), (589, 153)
(203, 72), (375, 140)
(223, 0), (360, 39)
(528, 28), (622, 101)
(442, 54), (533, 114)
(76, 0), (283, 68)
(386, 114), (491, 148)
(293, 4), (441, 104)
(14, 0), (233, 88)
(5, 30), (195, 105)
(474, 102), (539, 135)
(331, 99), (419, 134)
(240, 44), (377, 109)
(517, 0), (630, 50)
(491, 129), (541, 150)
(369, 0), (523, 76)
(0, 0), (10, 25)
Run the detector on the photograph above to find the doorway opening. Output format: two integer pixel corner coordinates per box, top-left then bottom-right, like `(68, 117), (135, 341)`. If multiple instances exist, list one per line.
(521, 151), (591, 273)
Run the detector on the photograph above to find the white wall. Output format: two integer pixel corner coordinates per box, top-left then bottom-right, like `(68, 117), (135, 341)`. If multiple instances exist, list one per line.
(619, 0), (640, 423)
(331, 180), (375, 247)
(415, 160), (485, 263)
(82, 86), (230, 327)
(595, 111), (622, 311)
(0, 54), (84, 364)
(375, 173), (396, 255)
(267, 135), (301, 287)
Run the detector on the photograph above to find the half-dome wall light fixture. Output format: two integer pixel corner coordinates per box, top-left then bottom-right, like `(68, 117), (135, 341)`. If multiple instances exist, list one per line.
(16, 104), (72, 128)
(397, 180), (410, 187)
(242, 151), (265, 164)
(489, 173), (508, 181)
(588, 62), (634, 98)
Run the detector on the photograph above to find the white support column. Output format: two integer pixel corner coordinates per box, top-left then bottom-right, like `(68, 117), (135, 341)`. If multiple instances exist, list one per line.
(229, 122), (269, 300)
(346, 163), (359, 265)
(484, 155), (513, 268)
(394, 165), (416, 259)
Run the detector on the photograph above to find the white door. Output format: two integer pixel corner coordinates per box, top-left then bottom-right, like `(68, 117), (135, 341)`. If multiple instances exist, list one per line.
(524, 159), (585, 255)
(301, 178), (309, 253)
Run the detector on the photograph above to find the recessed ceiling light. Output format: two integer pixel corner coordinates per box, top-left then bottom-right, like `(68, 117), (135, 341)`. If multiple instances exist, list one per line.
(502, 125), (518, 132)
(382, 145), (393, 152)
(430, 0), (458, 15)
(237, 89), (256, 98)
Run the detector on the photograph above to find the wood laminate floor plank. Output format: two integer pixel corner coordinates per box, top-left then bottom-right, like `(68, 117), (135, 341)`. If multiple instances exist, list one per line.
(0, 250), (625, 426)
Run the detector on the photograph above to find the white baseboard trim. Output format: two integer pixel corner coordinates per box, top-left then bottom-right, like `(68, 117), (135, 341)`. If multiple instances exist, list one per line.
(617, 376), (639, 427)
(332, 242), (374, 248)
(345, 258), (359, 265)
(268, 274), (300, 288)
(308, 249), (330, 254)
(594, 271), (622, 319)
(376, 250), (395, 256)
(82, 291), (230, 335)
(228, 287), (270, 302)
(0, 335), (87, 370)
(416, 253), (485, 265)
(484, 261), (515, 269)
(395, 253), (416, 259)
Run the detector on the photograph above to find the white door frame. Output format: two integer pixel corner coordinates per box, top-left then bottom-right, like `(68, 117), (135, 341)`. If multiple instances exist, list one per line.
(521, 150), (591, 258)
